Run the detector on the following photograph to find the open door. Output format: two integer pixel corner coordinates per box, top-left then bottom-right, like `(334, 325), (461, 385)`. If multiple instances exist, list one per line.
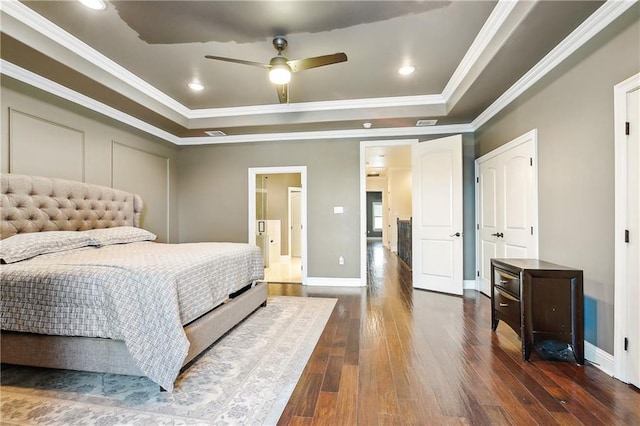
(412, 135), (463, 295)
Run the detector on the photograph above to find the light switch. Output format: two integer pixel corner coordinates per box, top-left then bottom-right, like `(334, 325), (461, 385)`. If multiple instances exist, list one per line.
(333, 206), (344, 214)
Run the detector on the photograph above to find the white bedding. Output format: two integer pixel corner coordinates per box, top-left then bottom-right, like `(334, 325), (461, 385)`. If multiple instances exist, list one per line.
(0, 239), (264, 391)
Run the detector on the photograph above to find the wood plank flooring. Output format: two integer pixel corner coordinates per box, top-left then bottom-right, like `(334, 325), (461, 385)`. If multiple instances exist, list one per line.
(271, 241), (640, 425)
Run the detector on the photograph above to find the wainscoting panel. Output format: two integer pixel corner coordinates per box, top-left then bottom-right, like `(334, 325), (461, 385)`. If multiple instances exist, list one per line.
(9, 109), (84, 181)
(112, 141), (169, 242)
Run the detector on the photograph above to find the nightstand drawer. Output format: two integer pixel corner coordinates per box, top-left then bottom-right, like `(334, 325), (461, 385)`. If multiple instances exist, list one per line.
(494, 268), (520, 298)
(494, 287), (521, 329)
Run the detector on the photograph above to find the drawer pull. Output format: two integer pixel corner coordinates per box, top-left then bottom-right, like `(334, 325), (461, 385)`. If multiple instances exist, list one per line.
(499, 303), (509, 307)
(500, 279), (509, 284)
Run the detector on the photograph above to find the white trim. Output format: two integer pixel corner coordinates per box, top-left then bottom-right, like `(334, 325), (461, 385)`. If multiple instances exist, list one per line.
(472, 0), (636, 131)
(360, 139), (418, 287)
(1, 0), (634, 147)
(287, 186), (302, 257)
(305, 277), (364, 287)
(585, 341), (615, 376)
(179, 124), (473, 146)
(0, 60), (181, 144)
(248, 166), (308, 285)
(463, 280), (477, 291)
(442, 0), (519, 100)
(0, 0), (191, 117)
(613, 72), (640, 383)
(189, 94), (446, 119)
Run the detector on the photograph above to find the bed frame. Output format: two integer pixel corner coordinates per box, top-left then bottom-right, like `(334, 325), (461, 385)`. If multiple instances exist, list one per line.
(0, 173), (267, 382)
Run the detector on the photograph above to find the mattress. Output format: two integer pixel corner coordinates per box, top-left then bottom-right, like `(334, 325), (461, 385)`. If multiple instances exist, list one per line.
(0, 232), (264, 391)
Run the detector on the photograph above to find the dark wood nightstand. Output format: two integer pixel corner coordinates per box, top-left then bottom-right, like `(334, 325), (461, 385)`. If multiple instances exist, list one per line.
(491, 258), (584, 365)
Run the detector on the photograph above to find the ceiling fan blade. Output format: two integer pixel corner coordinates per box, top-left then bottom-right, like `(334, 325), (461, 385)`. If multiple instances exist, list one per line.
(205, 55), (270, 69)
(287, 53), (347, 72)
(276, 84), (289, 104)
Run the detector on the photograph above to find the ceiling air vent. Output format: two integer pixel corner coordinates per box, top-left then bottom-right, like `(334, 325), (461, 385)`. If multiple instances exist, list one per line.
(204, 130), (227, 137)
(416, 119), (438, 127)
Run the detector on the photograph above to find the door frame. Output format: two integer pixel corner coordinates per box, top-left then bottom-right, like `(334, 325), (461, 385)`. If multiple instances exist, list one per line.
(474, 129), (539, 294)
(360, 139), (417, 285)
(248, 166), (307, 284)
(287, 186), (302, 258)
(614, 72), (640, 383)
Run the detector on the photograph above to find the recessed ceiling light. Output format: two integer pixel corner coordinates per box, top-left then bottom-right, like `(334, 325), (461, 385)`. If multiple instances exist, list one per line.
(78, 0), (106, 10)
(397, 65), (416, 75)
(363, 122), (373, 129)
(188, 81), (205, 91)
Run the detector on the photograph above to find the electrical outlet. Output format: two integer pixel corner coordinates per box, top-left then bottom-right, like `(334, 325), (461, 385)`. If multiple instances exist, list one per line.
(339, 256), (344, 265)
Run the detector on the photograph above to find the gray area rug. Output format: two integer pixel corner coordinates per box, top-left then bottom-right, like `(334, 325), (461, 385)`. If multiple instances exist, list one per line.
(1, 296), (336, 425)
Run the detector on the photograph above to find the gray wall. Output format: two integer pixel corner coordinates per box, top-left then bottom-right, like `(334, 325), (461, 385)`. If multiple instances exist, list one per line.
(475, 7), (639, 354)
(0, 77), (181, 242)
(177, 139), (361, 279)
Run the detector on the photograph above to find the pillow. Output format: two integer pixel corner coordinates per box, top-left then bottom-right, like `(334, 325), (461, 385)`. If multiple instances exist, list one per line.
(82, 226), (157, 246)
(0, 231), (96, 264)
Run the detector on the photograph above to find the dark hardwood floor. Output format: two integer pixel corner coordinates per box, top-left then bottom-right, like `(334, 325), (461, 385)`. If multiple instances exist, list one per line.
(270, 241), (640, 425)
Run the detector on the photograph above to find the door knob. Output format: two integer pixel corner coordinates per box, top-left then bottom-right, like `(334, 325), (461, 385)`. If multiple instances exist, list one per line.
(491, 232), (504, 238)
(450, 232), (462, 237)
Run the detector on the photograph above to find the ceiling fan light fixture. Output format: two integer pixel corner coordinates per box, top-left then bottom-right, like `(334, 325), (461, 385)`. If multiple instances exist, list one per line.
(78, 0), (106, 10)
(397, 65), (416, 75)
(269, 64), (291, 85)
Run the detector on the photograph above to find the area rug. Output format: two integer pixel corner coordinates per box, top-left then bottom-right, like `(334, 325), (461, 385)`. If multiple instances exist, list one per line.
(0, 296), (337, 425)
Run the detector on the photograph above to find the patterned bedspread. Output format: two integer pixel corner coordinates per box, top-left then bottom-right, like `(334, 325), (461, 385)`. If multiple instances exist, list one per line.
(0, 241), (264, 391)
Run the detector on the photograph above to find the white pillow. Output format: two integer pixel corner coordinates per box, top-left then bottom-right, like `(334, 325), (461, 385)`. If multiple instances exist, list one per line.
(82, 226), (157, 246)
(0, 231), (95, 264)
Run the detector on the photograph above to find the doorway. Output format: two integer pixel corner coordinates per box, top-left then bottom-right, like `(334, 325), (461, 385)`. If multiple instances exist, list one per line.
(248, 167), (307, 284)
(366, 191), (383, 240)
(360, 140), (415, 285)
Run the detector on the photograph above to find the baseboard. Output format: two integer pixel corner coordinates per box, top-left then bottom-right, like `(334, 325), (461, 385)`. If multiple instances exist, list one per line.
(305, 277), (364, 287)
(584, 341), (614, 376)
(463, 279), (477, 290)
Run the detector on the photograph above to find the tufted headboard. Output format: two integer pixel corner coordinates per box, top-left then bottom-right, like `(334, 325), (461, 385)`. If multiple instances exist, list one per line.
(1, 174), (143, 239)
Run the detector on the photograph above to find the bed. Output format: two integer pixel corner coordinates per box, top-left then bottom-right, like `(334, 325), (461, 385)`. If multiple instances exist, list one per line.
(0, 173), (267, 391)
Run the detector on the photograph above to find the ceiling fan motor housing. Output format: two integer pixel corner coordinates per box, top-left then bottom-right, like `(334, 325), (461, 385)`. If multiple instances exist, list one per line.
(273, 37), (288, 54)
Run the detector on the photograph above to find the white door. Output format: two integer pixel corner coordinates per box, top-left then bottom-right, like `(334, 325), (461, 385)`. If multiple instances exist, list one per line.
(290, 189), (302, 257)
(625, 87), (639, 387)
(412, 135), (463, 295)
(478, 155), (500, 295)
(477, 131), (538, 296)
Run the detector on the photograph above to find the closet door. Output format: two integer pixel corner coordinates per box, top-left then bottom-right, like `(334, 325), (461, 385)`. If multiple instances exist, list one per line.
(476, 131), (538, 296)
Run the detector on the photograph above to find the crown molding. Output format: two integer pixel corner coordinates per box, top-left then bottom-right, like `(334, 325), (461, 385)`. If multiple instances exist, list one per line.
(471, 0), (637, 131)
(1, 60), (471, 145)
(1, 0), (633, 145)
(177, 124), (474, 146)
(0, 0), (193, 118)
(0, 59), (181, 144)
(187, 94), (446, 119)
(441, 0), (519, 101)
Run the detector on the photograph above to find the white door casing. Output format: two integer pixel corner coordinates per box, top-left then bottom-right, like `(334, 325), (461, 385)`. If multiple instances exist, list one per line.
(288, 187), (302, 257)
(412, 135), (463, 295)
(614, 73), (640, 387)
(476, 130), (539, 296)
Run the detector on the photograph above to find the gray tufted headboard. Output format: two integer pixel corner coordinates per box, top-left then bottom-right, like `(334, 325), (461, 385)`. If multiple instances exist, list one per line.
(1, 174), (143, 239)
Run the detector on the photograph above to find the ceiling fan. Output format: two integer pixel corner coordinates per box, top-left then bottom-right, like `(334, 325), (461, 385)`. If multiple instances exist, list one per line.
(205, 37), (347, 104)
